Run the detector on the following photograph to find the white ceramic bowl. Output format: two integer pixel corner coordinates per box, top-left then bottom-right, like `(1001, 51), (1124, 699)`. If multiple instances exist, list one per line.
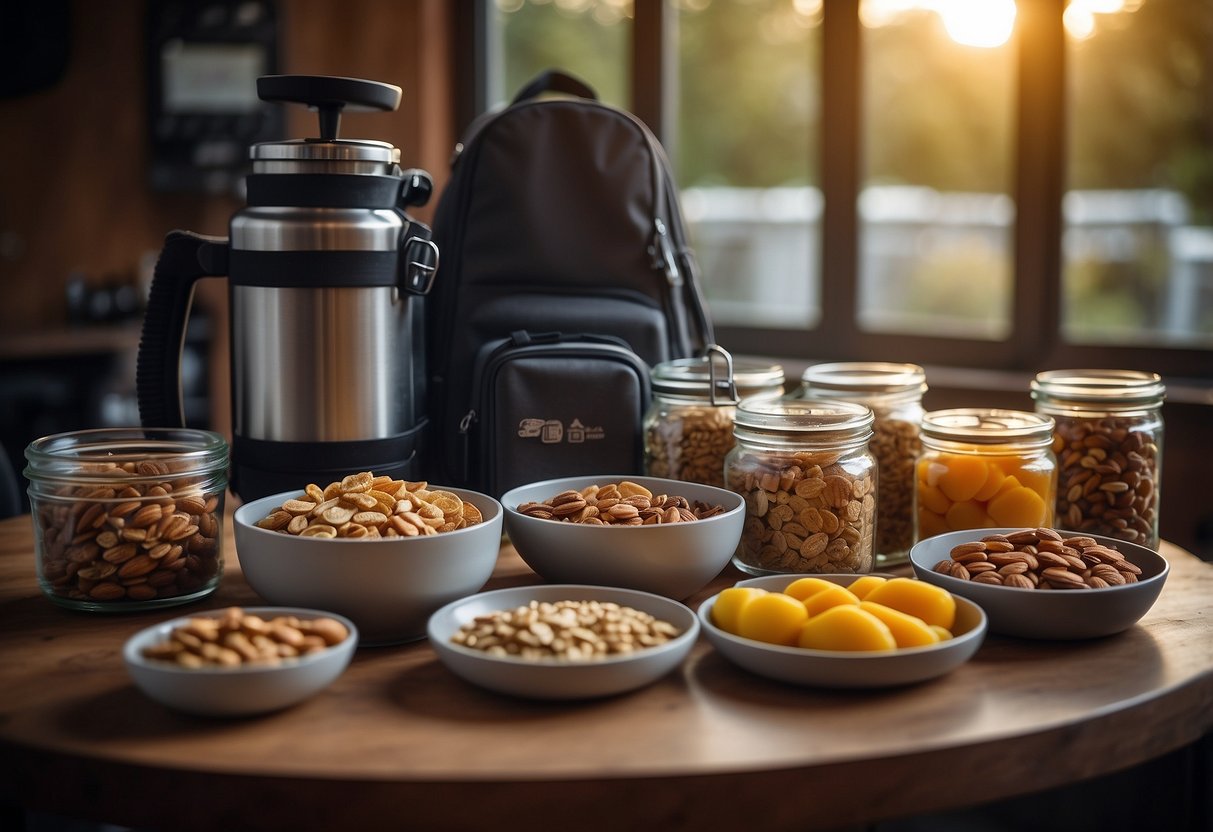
(123, 606), (357, 717)
(699, 574), (987, 688)
(500, 475), (745, 600)
(234, 488), (503, 645)
(427, 584), (699, 700)
(909, 528), (1169, 639)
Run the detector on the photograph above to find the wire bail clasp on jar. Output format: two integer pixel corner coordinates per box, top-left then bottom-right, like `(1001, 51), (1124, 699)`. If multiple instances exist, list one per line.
(705, 343), (740, 407)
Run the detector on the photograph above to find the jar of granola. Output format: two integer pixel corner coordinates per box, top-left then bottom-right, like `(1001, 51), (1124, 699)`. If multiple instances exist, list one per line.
(725, 398), (876, 575)
(644, 345), (784, 489)
(793, 362), (926, 567)
(916, 409), (1057, 541)
(1030, 369), (1165, 549)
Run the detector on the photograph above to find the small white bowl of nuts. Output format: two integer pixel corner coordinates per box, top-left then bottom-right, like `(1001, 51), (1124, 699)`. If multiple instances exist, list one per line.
(909, 527), (1169, 639)
(500, 475), (745, 600)
(123, 606), (357, 717)
(233, 472), (504, 645)
(427, 584), (699, 700)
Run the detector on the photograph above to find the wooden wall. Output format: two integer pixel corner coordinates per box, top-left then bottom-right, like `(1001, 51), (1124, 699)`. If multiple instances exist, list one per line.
(0, 0), (454, 436)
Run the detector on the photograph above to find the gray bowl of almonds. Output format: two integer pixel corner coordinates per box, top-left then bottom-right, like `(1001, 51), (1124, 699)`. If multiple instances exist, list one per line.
(909, 528), (1169, 639)
(500, 475), (744, 600)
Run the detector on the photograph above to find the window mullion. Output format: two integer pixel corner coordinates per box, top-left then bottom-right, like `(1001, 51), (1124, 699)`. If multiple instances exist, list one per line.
(631, 0), (671, 144)
(1014, 0), (1066, 368)
(819, 0), (862, 355)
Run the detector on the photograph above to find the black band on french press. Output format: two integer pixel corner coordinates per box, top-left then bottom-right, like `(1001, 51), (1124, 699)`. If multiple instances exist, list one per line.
(229, 250), (399, 288)
(244, 174), (402, 208)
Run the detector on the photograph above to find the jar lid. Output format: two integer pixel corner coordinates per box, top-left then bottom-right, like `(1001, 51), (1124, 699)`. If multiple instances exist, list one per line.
(24, 428), (229, 484)
(800, 361), (927, 395)
(651, 347), (784, 404)
(921, 408), (1054, 447)
(1030, 369), (1165, 405)
(733, 398), (874, 440)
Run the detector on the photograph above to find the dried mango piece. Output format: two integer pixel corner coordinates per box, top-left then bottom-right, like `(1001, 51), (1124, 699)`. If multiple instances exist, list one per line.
(737, 592), (809, 646)
(797, 606), (896, 652)
(863, 577), (956, 630)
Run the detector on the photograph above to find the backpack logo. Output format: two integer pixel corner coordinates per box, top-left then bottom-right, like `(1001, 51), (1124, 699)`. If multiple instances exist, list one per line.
(517, 418), (604, 444)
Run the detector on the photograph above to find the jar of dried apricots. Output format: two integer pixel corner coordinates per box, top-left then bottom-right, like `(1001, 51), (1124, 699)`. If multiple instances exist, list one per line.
(725, 398), (876, 576)
(916, 409), (1057, 541)
(1030, 369), (1164, 549)
(644, 345), (784, 489)
(792, 362), (926, 568)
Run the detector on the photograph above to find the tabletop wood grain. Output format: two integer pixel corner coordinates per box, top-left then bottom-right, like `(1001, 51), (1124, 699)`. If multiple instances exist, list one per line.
(0, 510), (1209, 832)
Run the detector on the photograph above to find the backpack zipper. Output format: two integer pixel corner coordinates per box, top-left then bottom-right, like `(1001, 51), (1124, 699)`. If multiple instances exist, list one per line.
(651, 218), (683, 287)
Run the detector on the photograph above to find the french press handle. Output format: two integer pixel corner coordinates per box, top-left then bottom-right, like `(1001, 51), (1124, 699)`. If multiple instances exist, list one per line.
(136, 230), (229, 429)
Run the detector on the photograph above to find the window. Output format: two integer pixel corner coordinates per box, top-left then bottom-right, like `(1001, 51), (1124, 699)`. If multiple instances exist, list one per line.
(1063, 0), (1213, 349)
(859, 0), (1016, 341)
(487, 0), (630, 107)
(472, 0), (1212, 379)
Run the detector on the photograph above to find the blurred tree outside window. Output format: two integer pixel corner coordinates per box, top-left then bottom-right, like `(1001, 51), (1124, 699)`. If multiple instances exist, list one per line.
(489, 0), (630, 108)
(1063, 0), (1213, 348)
(859, 0), (1016, 340)
(675, 0), (821, 329)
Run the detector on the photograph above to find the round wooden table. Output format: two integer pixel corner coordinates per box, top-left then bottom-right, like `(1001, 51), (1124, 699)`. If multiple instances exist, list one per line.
(0, 511), (1210, 831)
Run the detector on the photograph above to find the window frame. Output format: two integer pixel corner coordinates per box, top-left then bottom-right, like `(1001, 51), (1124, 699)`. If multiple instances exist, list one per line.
(457, 0), (1212, 381)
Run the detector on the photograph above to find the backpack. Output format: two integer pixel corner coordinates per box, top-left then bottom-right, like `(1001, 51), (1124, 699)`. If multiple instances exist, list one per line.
(426, 69), (714, 497)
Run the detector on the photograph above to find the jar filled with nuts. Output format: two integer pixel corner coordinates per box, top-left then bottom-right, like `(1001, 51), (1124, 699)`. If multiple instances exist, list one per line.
(792, 362), (926, 567)
(725, 398), (877, 576)
(24, 428), (229, 612)
(1030, 369), (1165, 549)
(916, 409), (1057, 541)
(644, 345), (784, 489)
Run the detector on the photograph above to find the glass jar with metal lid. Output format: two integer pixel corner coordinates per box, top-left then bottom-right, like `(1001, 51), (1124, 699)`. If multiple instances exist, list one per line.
(24, 428), (229, 612)
(793, 362), (926, 567)
(1030, 369), (1165, 549)
(644, 345), (785, 489)
(725, 399), (876, 575)
(916, 409), (1057, 541)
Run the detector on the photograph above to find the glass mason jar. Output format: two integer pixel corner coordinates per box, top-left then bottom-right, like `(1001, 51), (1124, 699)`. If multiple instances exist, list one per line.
(916, 409), (1057, 541)
(792, 362), (926, 567)
(24, 427), (229, 612)
(725, 398), (877, 575)
(1030, 369), (1165, 549)
(644, 345), (784, 489)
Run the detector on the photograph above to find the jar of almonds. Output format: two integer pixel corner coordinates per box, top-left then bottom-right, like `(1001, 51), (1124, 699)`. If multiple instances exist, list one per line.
(1031, 369), (1165, 549)
(725, 398), (876, 576)
(644, 345), (784, 489)
(24, 427), (229, 612)
(916, 409), (1057, 542)
(792, 362), (926, 567)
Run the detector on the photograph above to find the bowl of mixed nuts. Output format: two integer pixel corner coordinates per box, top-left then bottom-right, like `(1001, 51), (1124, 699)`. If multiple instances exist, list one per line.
(427, 584), (699, 699)
(500, 475), (745, 600)
(123, 605), (357, 717)
(909, 527), (1169, 639)
(233, 472), (503, 645)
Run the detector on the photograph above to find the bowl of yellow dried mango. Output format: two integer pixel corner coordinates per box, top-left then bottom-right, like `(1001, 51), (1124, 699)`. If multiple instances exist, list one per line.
(698, 574), (986, 688)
